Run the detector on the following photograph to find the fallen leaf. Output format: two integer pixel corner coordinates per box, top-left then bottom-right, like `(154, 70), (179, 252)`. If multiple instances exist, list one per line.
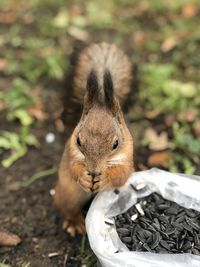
(0, 58), (7, 70)
(132, 31), (146, 46)
(68, 26), (89, 41)
(0, 100), (6, 111)
(182, 4), (198, 18)
(178, 108), (198, 122)
(161, 36), (178, 52)
(144, 128), (169, 151)
(28, 106), (48, 121)
(177, 81), (197, 97)
(32, 237), (39, 243)
(193, 121), (200, 137)
(0, 229), (21, 247)
(22, 13), (34, 24)
(0, 12), (16, 24)
(148, 151), (170, 168)
(164, 114), (175, 127)
(55, 119), (65, 133)
(53, 10), (69, 28)
(145, 109), (160, 119)
(0, 263), (11, 267)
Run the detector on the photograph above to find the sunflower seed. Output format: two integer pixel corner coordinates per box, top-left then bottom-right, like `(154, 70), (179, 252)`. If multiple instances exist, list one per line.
(158, 204), (170, 210)
(117, 228), (130, 236)
(122, 236), (132, 244)
(143, 243), (152, 252)
(160, 240), (170, 250)
(182, 241), (192, 251)
(124, 213), (132, 224)
(159, 215), (169, 224)
(145, 209), (153, 220)
(187, 219), (199, 231)
(175, 216), (185, 224)
(165, 226), (176, 235)
(178, 239), (185, 250)
(135, 183), (148, 191)
(143, 230), (152, 238)
(131, 214), (138, 221)
(151, 232), (161, 249)
(186, 210), (197, 218)
(104, 219), (114, 226)
(183, 223), (193, 233)
(165, 207), (178, 215)
(194, 232), (200, 246)
(192, 248), (200, 255)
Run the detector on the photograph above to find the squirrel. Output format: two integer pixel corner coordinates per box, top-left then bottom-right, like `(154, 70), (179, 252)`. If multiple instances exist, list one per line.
(54, 42), (134, 236)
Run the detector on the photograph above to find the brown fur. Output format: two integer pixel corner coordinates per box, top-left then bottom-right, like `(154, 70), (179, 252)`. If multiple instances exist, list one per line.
(72, 42), (132, 107)
(54, 42), (134, 235)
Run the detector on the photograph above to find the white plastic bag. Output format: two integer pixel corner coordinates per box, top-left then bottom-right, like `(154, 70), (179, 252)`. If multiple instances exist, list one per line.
(86, 168), (200, 267)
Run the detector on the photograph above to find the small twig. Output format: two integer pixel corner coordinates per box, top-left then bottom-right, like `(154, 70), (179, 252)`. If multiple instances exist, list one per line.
(0, 263), (12, 267)
(21, 166), (57, 187)
(80, 234), (86, 254)
(63, 254), (68, 267)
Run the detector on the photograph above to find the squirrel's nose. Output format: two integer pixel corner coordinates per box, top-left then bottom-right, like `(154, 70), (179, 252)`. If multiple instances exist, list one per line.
(88, 172), (102, 178)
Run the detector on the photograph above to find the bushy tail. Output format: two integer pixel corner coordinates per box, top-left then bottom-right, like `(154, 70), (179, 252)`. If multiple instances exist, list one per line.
(72, 42), (132, 107)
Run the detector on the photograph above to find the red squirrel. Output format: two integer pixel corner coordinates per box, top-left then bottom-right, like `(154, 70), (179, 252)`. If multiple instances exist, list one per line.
(54, 42), (134, 236)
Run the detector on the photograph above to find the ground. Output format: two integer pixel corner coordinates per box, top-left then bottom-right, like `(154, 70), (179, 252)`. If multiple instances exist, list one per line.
(0, 0), (200, 266)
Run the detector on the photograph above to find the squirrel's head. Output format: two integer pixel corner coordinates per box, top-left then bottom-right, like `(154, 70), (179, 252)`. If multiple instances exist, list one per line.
(71, 69), (133, 177)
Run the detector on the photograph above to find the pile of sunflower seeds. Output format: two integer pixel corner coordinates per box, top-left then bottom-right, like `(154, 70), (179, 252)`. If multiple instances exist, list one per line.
(115, 192), (200, 255)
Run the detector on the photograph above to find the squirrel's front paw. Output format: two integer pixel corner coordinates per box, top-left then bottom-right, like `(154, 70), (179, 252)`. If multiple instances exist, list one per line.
(92, 174), (110, 192)
(78, 172), (93, 192)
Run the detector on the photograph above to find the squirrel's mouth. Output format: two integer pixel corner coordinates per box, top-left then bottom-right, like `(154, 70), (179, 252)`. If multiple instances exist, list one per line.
(87, 172), (102, 179)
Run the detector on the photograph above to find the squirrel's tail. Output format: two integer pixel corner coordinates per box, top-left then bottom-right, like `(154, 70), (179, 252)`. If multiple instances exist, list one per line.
(72, 42), (132, 107)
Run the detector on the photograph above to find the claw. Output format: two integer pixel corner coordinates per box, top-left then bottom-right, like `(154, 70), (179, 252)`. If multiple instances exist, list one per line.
(62, 214), (85, 237)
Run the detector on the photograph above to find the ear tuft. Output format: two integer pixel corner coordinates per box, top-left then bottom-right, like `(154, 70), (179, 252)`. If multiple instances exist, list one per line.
(86, 70), (99, 104)
(103, 69), (114, 109)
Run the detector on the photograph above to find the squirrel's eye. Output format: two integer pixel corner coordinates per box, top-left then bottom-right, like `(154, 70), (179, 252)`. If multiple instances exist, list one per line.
(112, 139), (118, 150)
(77, 137), (81, 147)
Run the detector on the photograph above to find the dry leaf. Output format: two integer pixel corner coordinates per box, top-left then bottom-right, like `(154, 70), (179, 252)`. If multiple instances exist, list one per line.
(28, 88), (48, 121)
(0, 100), (6, 111)
(148, 151), (170, 168)
(182, 4), (198, 18)
(161, 36), (178, 52)
(178, 108), (198, 122)
(68, 26), (89, 41)
(0, 12), (16, 24)
(145, 109), (160, 119)
(145, 128), (169, 151)
(0, 229), (21, 247)
(22, 13), (34, 24)
(193, 121), (200, 137)
(55, 119), (65, 133)
(28, 106), (48, 121)
(53, 10), (69, 28)
(0, 58), (7, 70)
(164, 114), (175, 127)
(132, 31), (146, 46)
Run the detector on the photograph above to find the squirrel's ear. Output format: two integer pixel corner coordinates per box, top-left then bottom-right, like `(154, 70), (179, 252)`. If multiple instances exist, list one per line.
(103, 70), (114, 109)
(84, 70), (99, 113)
(103, 70), (119, 115)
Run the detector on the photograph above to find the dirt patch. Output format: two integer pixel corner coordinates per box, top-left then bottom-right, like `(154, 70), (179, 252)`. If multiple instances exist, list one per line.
(0, 86), (87, 266)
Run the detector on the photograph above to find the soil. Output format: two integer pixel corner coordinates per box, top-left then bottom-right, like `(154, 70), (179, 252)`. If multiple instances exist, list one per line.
(0, 79), (88, 267)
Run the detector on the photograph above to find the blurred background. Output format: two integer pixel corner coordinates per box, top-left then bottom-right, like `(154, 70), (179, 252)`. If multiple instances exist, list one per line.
(0, 0), (200, 266)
